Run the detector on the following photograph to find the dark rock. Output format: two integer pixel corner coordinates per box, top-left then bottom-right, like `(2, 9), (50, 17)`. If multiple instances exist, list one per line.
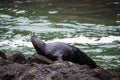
(19, 61), (103, 80)
(0, 51), (6, 65)
(19, 73), (36, 80)
(0, 60), (119, 80)
(0, 51), (6, 59)
(0, 59), (4, 66)
(6, 51), (26, 64)
(0, 63), (24, 80)
(0, 51), (119, 80)
(29, 53), (54, 64)
(106, 69), (120, 80)
(91, 68), (111, 80)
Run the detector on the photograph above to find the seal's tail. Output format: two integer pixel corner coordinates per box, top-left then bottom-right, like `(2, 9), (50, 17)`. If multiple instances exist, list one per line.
(75, 47), (99, 68)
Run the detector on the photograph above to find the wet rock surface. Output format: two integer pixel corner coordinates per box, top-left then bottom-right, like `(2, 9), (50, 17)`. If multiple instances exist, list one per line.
(29, 53), (54, 64)
(0, 51), (119, 80)
(6, 51), (26, 64)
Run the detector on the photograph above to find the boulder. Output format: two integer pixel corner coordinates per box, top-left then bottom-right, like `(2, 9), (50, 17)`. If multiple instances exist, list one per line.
(0, 51), (6, 65)
(0, 51), (6, 59)
(0, 51), (119, 80)
(29, 53), (53, 64)
(6, 51), (26, 64)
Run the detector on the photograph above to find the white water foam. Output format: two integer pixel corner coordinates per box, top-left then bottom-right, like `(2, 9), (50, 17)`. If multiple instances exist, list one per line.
(48, 11), (58, 14)
(16, 10), (26, 14)
(0, 36), (120, 48)
(0, 40), (33, 47)
(48, 36), (120, 44)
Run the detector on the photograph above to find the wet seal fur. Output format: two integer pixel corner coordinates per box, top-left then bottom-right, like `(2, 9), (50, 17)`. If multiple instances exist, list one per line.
(31, 36), (98, 68)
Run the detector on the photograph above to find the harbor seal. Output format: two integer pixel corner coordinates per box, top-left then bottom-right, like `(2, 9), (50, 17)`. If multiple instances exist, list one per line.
(31, 36), (98, 68)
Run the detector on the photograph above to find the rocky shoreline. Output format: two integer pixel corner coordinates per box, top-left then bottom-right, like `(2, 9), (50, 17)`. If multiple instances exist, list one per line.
(0, 51), (120, 80)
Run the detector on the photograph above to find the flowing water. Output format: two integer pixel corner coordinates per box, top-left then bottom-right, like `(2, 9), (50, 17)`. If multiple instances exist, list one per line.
(0, 0), (120, 69)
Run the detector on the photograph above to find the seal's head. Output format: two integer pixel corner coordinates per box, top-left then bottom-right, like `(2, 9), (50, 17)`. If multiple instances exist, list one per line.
(31, 36), (45, 55)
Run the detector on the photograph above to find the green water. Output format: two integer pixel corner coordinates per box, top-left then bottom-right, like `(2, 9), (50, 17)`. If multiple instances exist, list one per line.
(0, 0), (120, 69)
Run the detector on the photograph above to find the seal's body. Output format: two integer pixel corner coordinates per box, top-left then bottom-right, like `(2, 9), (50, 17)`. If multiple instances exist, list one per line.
(31, 36), (98, 68)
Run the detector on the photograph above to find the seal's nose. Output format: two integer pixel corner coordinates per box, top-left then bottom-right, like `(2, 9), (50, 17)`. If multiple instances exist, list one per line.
(31, 36), (38, 45)
(31, 36), (39, 43)
(31, 36), (36, 42)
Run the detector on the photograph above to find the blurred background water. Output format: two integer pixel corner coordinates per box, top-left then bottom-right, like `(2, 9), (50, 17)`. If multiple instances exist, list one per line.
(0, 0), (120, 69)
